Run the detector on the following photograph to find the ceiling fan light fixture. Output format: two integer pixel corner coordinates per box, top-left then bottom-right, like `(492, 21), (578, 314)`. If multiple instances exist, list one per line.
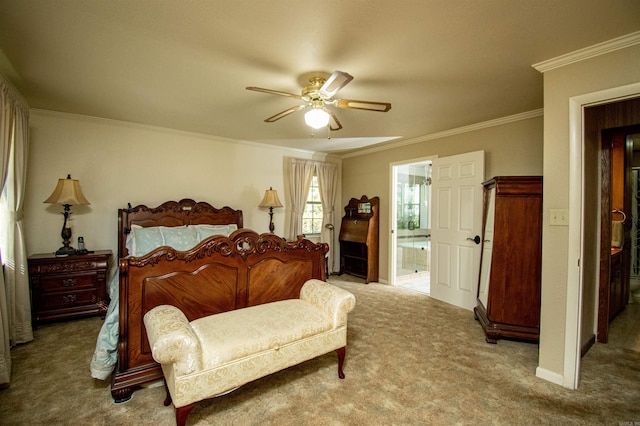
(304, 108), (330, 129)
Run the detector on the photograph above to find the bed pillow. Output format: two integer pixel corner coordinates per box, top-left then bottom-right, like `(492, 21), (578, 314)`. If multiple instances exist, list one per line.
(195, 224), (238, 241)
(127, 224), (237, 256)
(130, 225), (164, 256)
(160, 225), (199, 251)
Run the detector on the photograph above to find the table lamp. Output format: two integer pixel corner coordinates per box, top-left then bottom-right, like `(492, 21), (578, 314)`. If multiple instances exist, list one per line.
(44, 174), (90, 256)
(258, 187), (283, 233)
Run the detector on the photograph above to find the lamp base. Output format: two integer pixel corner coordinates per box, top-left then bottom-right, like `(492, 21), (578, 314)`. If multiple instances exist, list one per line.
(55, 245), (76, 256)
(56, 226), (75, 256)
(268, 208), (275, 233)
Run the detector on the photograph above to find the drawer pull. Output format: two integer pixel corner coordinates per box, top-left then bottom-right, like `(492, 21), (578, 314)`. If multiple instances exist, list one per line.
(62, 294), (77, 303)
(62, 279), (76, 287)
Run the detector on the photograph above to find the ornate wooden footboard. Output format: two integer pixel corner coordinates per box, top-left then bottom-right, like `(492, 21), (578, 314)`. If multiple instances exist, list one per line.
(110, 222), (328, 402)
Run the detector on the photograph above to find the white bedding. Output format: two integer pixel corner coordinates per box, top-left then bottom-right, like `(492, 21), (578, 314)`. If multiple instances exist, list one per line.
(90, 224), (238, 380)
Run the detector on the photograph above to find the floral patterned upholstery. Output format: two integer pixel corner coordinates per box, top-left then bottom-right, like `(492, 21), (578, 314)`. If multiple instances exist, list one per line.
(143, 305), (202, 376)
(143, 279), (356, 410)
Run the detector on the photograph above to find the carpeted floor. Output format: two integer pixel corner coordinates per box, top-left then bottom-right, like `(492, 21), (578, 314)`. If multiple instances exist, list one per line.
(1, 276), (639, 425)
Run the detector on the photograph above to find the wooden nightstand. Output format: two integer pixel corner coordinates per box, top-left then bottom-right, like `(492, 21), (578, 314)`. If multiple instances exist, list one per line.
(28, 250), (112, 326)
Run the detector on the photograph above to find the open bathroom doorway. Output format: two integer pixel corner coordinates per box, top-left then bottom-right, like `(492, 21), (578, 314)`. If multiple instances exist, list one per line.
(630, 146), (640, 307)
(390, 158), (433, 294)
(631, 165), (640, 304)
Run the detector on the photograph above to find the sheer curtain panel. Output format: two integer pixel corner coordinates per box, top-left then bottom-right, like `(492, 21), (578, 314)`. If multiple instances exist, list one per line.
(0, 74), (32, 387)
(287, 159), (314, 240)
(316, 162), (338, 270)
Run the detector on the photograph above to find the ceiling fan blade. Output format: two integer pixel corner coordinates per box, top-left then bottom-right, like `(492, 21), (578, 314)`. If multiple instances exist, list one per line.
(336, 98), (392, 112)
(319, 71), (353, 99)
(324, 109), (343, 131)
(246, 86), (304, 100)
(264, 104), (307, 122)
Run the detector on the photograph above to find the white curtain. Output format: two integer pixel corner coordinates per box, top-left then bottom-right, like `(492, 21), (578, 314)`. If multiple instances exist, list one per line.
(0, 74), (32, 386)
(0, 77), (13, 386)
(287, 158), (314, 240)
(316, 162), (338, 271)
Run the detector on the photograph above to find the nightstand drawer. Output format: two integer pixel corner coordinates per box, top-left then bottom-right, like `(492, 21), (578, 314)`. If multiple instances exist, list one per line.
(41, 273), (97, 291)
(37, 288), (97, 310)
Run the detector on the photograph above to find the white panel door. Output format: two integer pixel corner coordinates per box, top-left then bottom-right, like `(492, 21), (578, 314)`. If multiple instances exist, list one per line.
(430, 151), (485, 310)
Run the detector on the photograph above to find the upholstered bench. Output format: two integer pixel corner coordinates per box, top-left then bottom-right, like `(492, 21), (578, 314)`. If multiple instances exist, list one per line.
(143, 279), (356, 426)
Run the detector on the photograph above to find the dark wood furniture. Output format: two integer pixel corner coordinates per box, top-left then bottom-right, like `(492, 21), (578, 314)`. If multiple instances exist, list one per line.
(338, 195), (379, 283)
(28, 250), (112, 326)
(610, 248), (624, 321)
(111, 199), (328, 403)
(474, 176), (542, 343)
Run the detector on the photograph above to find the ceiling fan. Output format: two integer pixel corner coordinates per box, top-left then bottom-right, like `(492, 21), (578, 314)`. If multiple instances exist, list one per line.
(246, 70), (391, 131)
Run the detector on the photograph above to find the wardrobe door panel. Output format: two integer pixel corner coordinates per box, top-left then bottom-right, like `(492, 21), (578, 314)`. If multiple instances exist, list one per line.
(474, 176), (542, 343)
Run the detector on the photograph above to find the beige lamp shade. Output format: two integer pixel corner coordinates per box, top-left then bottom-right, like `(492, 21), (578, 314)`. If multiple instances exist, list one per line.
(258, 187), (283, 208)
(44, 175), (90, 206)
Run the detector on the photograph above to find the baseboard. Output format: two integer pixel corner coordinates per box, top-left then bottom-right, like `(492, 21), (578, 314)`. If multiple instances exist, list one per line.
(535, 367), (564, 386)
(581, 335), (596, 357)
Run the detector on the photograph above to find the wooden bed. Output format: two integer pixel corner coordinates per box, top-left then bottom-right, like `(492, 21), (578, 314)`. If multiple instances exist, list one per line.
(110, 199), (328, 402)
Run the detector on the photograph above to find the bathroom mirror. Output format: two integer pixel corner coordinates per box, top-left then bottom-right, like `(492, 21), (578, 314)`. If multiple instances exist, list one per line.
(477, 186), (496, 308)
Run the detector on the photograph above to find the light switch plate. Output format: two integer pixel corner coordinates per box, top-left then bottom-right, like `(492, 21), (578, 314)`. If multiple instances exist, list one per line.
(550, 209), (569, 226)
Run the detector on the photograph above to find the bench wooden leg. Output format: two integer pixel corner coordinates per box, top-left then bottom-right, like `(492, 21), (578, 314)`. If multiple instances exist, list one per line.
(163, 379), (172, 406)
(162, 379), (196, 426)
(335, 346), (346, 379)
(175, 403), (196, 426)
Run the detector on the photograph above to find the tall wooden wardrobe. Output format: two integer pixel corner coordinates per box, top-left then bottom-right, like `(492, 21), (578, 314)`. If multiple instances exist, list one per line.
(474, 176), (543, 343)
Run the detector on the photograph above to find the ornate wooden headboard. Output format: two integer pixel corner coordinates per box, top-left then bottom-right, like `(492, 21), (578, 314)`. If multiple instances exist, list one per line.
(117, 198), (244, 258)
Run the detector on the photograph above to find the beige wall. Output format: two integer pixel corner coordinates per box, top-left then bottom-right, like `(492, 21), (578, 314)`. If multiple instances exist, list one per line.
(538, 43), (640, 382)
(341, 115), (544, 282)
(25, 110), (340, 261)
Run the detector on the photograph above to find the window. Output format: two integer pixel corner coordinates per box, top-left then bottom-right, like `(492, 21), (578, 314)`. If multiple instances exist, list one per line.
(302, 173), (323, 235)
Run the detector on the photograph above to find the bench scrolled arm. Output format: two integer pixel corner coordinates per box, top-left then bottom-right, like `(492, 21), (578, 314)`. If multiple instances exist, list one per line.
(144, 305), (203, 376)
(300, 279), (356, 328)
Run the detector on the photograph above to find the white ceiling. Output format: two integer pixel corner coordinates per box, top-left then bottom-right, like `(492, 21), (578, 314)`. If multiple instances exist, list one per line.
(1, 1), (639, 155)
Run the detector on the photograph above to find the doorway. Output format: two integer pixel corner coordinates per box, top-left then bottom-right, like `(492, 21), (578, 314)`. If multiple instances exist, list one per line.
(598, 126), (640, 344)
(630, 160), (640, 303)
(562, 88), (640, 390)
(391, 159), (432, 294)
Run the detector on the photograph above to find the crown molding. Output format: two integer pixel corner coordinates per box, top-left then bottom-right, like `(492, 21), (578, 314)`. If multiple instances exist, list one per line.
(532, 31), (640, 73)
(341, 109), (543, 159)
(29, 108), (341, 161)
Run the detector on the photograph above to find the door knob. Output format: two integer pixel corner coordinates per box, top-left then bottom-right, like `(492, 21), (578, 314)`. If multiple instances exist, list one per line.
(467, 235), (481, 245)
